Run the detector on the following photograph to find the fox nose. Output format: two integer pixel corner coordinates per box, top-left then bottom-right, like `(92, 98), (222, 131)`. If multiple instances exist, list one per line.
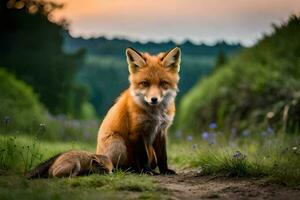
(151, 97), (158, 104)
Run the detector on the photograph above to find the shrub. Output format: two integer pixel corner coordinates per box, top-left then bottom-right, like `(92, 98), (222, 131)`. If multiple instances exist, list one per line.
(0, 68), (45, 132)
(177, 15), (300, 133)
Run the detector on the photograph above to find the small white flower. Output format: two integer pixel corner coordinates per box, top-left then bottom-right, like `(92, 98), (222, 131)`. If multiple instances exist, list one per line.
(292, 147), (297, 151)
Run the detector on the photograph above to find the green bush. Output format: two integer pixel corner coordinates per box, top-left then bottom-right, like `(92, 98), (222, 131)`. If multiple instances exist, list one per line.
(0, 68), (45, 132)
(177, 15), (300, 133)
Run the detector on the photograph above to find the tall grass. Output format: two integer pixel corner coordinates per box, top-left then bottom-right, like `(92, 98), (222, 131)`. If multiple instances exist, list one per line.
(0, 134), (94, 173)
(169, 131), (300, 186)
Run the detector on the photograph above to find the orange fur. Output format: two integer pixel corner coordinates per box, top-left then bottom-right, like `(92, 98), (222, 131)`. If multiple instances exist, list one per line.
(48, 151), (113, 177)
(97, 47), (181, 174)
(27, 151), (113, 178)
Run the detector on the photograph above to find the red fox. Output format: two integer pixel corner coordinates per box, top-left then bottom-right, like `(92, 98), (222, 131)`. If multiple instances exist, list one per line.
(27, 151), (113, 178)
(96, 47), (181, 174)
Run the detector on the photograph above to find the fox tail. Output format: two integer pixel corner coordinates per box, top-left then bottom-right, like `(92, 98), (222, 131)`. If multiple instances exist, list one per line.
(26, 153), (62, 179)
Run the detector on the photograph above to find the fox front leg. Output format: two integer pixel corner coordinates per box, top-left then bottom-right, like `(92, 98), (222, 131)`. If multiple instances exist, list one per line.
(153, 132), (176, 175)
(131, 135), (158, 175)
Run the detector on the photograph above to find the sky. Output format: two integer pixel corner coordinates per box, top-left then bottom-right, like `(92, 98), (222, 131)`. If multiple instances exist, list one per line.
(52, 0), (300, 46)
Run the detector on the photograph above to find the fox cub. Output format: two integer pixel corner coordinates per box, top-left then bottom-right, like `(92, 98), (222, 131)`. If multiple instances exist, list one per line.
(97, 47), (181, 174)
(27, 150), (113, 178)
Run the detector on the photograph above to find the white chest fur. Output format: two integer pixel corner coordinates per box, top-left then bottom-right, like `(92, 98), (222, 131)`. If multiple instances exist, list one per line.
(137, 108), (174, 145)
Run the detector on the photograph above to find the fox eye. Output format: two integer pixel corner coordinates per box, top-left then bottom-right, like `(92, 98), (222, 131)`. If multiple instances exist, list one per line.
(140, 81), (149, 87)
(160, 81), (169, 88)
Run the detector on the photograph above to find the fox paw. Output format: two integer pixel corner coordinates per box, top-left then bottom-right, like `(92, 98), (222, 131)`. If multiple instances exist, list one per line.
(140, 168), (159, 176)
(161, 168), (176, 175)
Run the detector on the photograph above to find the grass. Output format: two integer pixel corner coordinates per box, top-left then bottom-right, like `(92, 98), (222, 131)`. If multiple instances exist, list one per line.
(0, 173), (164, 200)
(67, 171), (158, 192)
(0, 134), (166, 200)
(0, 134), (94, 173)
(0, 125), (299, 200)
(168, 131), (300, 186)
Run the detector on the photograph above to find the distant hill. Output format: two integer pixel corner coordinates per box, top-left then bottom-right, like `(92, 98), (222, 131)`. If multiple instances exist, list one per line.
(64, 33), (242, 56)
(64, 34), (243, 116)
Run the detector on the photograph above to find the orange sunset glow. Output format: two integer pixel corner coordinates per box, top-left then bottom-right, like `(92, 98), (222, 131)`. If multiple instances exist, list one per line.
(51, 0), (300, 46)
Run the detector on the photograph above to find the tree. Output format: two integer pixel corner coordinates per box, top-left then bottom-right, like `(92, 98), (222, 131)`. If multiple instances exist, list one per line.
(0, 0), (85, 115)
(213, 49), (227, 72)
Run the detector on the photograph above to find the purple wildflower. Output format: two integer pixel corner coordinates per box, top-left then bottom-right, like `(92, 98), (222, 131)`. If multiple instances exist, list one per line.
(209, 122), (217, 129)
(202, 131), (209, 140)
(187, 135), (193, 141)
(233, 151), (247, 160)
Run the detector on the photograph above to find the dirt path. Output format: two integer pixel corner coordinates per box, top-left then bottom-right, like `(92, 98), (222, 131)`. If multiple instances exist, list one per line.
(155, 170), (300, 200)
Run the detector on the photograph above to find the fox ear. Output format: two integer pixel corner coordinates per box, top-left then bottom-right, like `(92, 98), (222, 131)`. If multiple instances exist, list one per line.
(162, 47), (181, 72)
(126, 47), (146, 73)
(90, 155), (99, 165)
